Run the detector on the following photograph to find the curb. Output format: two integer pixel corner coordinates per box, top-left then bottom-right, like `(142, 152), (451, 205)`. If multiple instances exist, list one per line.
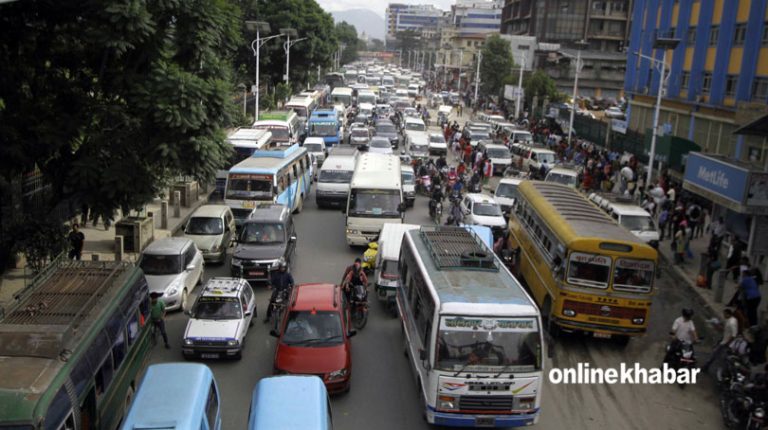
(659, 251), (720, 320)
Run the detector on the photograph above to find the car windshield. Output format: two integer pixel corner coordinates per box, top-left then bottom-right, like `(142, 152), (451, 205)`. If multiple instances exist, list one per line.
(537, 153), (556, 164)
(411, 144), (428, 152)
(281, 311), (344, 346)
(471, 130), (490, 138)
(405, 122), (426, 131)
(319, 169), (353, 183)
(376, 124), (396, 134)
(487, 148), (510, 159)
(240, 222), (285, 244)
(429, 135), (445, 144)
(304, 143), (324, 152)
(495, 183), (520, 199)
(401, 171), (414, 184)
(567, 252), (611, 289)
(613, 259), (655, 293)
(621, 215), (657, 232)
(192, 296), (242, 320)
(473, 202), (503, 217)
(140, 254), (181, 276)
(381, 259), (400, 279)
(371, 139), (389, 148)
(436, 317), (541, 372)
(185, 217), (224, 235)
(348, 189), (402, 217)
(226, 174), (273, 200)
(352, 129), (369, 137)
(546, 172), (577, 187)
(310, 122), (337, 137)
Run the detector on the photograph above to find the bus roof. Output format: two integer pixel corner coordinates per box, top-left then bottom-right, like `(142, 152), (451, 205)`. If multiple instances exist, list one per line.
(518, 181), (650, 247)
(379, 223), (420, 260)
(227, 128), (272, 149)
(121, 363), (215, 430)
(331, 87), (353, 95)
(404, 227), (538, 314)
(249, 376), (329, 430)
(285, 96), (313, 108)
(257, 111), (296, 122)
(350, 153), (400, 189)
(229, 144), (307, 174)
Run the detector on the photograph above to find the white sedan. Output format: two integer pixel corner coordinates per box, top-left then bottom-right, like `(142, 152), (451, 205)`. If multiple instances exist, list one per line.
(368, 137), (393, 154)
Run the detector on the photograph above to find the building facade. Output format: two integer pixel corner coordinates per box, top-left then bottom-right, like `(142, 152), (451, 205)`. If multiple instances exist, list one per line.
(385, 3), (445, 47)
(452, 0), (504, 37)
(624, 0), (768, 164)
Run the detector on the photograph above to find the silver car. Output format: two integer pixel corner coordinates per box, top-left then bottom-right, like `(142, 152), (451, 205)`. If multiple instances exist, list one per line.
(139, 237), (204, 312)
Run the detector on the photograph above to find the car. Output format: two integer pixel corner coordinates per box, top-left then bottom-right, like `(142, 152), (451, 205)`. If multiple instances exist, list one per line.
(271, 283), (355, 394)
(373, 120), (400, 148)
(403, 117), (426, 132)
(544, 166), (581, 188)
(369, 136), (393, 154)
(459, 193), (508, 238)
(182, 277), (256, 360)
(605, 107), (625, 119)
(230, 204), (297, 283)
(139, 237), (204, 312)
(348, 125), (371, 146)
(494, 177), (523, 217)
(428, 133), (448, 155)
(481, 143), (512, 175)
(407, 131), (430, 160)
(403, 107), (420, 119)
(401, 165), (416, 207)
(462, 127), (492, 145)
(182, 205), (236, 264)
(303, 137), (328, 166)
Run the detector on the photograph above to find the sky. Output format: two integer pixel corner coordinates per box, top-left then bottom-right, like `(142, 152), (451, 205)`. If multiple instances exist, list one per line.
(315, 0), (456, 19)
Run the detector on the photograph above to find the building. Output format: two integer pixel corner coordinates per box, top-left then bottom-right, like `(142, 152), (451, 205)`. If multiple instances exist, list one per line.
(385, 3), (445, 47)
(624, 0), (768, 164)
(501, 0), (633, 97)
(452, 0), (504, 37)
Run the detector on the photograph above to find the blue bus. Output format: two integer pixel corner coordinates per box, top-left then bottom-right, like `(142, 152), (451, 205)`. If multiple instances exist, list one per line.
(224, 144), (312, 223)
(121, 363), (221, 430)
(248, 376), (332, 430)
(308, 109), (342, 147)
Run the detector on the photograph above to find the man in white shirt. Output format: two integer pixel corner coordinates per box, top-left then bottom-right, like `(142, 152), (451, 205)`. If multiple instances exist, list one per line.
(666, 186), (676, 203)
(702, 308), (739, 371)
(671, 308), (698, 343)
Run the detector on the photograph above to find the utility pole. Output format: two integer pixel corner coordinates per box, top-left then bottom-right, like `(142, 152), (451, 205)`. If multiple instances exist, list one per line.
(514, 52), (526, 119)
(246, 21), (282, 122)
(473, 51), (482, 108)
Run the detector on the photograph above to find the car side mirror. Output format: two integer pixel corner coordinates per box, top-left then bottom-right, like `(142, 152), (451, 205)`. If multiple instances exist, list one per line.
(244, 311), (252, 317)
(185, 264), (195, 271)
(419, 348), (428, 361)
(398, 203), (406, 213)
(347, 330), (357, 338)
(269, 330), (279, 338)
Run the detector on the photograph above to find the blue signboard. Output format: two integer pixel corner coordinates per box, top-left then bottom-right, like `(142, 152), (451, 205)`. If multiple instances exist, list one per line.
(683, 153), (749, 204)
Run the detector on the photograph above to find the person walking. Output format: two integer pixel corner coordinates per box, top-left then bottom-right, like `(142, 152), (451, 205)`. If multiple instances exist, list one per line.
(702, 308), (739, 371)
(150, 292), (170, 349)
(68, 224), (85, 261)
(738, 268), (762, 327)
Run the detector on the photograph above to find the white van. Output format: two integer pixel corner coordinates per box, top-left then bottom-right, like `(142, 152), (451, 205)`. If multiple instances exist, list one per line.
(374, 223), (420, 307)
(316, 146), (359, 208)
(510, 143), (556, 173)
(400, 165), (416, 207)
(588, 193), (660, 248)
(544, 166), (580, 188)
(482, 143), (512, 175)
(510, 130), (533, 144)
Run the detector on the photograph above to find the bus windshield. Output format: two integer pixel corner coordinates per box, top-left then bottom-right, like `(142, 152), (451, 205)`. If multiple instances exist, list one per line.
(226, 174), (273, 200)
(613, 258), (655, 293)
(620, 215), (656, 232)
(193, 296), (242, 320)
(436, 317), (541, 373)
(348, 189), (401, 217)
(255, 125), (289, 141)
(310, 122), (337, 137)
(319, 170), (353, 183)
(281, 311), (343, 346)
(567, 252), (611, 289)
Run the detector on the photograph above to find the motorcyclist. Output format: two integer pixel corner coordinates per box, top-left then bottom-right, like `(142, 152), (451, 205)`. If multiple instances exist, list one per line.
(448, 198), (464, 226)
(664, 308), (698, 362)
(264, 260), (294, 323)
(436, 154), (447, 170)
(342, 258), (369, 303)
(429, 185), (445, 218)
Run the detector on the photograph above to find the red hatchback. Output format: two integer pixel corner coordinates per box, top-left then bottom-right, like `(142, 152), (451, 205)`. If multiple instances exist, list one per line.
(271, 283), (355, 394)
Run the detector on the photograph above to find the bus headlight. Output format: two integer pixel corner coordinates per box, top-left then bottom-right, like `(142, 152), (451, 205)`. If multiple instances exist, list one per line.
(562, 309), (576, 317)
(632, 317), (645, 325)
(438, 395), (458, 410)
(515, 395), (536, 410)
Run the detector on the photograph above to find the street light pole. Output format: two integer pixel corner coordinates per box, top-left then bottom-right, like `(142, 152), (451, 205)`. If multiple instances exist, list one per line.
(282, 33), (307, 88)
(514, 52), (526, 119)
(457, 50), (464, 95)
(246, 21), (282, 122)
(473, 51), (482, 107)
(565, 41), (587, 147)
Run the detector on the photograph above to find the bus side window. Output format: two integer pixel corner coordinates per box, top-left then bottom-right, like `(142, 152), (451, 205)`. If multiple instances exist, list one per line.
(44, 387), (72, 430)
(95, 352), (114, 398)
(206, 381), (219, 429)
(292, 165), (299, 183)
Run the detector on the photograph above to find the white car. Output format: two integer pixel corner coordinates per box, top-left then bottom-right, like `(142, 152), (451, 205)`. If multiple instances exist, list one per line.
(369, 137), (393, 154)
(483, 143), (512, 175)
(428, 133), (448, 155)
(303, 137), (328, 166)
(544, 166), (580, 188)
(183, 205), (236, 263)
(349, 125), (371, 146)
(459, 194), (508, 236)
(605, 107), (625, 119)
(494, 178), (523, 217)
(401, 165), (416, 207)
(182, 278), (256, 360)
(139, 237), (204, 312)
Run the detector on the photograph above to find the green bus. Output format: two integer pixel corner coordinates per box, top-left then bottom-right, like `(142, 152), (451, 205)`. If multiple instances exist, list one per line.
(0, 260), (153, 430)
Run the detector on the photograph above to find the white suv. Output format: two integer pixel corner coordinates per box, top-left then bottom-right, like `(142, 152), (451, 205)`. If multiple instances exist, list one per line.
(459, 194), (508, 237)
(182, 277), (256, 360)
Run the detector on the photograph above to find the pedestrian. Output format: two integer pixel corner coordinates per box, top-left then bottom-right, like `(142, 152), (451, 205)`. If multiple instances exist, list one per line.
(674, 227), (685, 264)
(68, 224), (85, 261)
(726, 238), (744, 281)
(482, 158), (492, 189)
(150, 292), (170, 349)
(702, 308), (739, 371)
(705, 252), (722, 289)
(739, 268), (762, 327)
(686, 203), (702, 240)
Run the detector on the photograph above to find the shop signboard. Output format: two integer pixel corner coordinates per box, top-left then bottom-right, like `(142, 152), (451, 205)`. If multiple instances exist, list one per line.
(683, 153), (748, 206)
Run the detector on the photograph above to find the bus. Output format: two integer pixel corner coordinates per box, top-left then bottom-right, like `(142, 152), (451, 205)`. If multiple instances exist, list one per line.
(253, 111), (300, 146)
(0, 260), (153, 430)
(225, 144), (312, 222)
(344, 153), (404, 246)
(397, 227), (544, 428)
(248, 376), (332, 430)
(507, 181), (658, 342)
(324, 73), (345, 90)
(331, 87), (353, 107)
(308, 109), (342, 147)
(216, 129), (273, 197)
(285, 96), (317, 141)
(120, 363), (221, 430)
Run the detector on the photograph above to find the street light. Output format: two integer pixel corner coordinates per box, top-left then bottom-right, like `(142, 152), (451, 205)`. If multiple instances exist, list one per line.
(246, 20), (283, 122)
(514, 52), (527, 119)
(561, 40), (589, 147)
(640, 33), (680, 187)
(280, 28), (307, 87)
(237, 83), (247, 117)
(473, 51), (482, 108)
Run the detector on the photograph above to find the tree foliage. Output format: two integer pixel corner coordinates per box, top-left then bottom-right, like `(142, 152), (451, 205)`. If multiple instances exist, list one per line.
(523, 70), (566, 103)
(335, 21), (359, 65)
(368, 38), (385, 51)
(0, 0), (242, 223)
(479, 34), (515, 97)
(394, 30), (420, 53)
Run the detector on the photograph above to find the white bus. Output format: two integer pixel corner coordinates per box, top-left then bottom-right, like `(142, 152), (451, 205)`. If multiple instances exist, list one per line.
(398, 226), (544, 428)
(344, 153), (404, 246)
(316, 146), (359, 208)
(331, 87), (354, 107)
(285, 95), (316, 120)
(216, 129), (273, 196)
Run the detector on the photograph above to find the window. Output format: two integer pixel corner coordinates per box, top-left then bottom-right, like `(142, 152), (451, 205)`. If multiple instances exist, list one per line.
(44, 387), (72, 430)
(702, 72), (712, 94)
(205, 382), (219, 428)
(687, 27), (696, 44)
(95, 353), (114, 397)
(752, 77), (768, 100)
(112, 331), (126, 370)
(709, 25), (719, 46)
(725, 75), (738, 97)
(680, 71), (690, 89)
(183, 245), (197, 267)
(592, 1), (604, 11)
(733, 23), (747, 45)
(127, 312), (140, 345)
(70, 356), (93, 397)
(613, 1), (626, 12)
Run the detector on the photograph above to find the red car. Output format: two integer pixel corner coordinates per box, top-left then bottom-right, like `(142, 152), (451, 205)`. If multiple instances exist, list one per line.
(271, 283), (355, 394)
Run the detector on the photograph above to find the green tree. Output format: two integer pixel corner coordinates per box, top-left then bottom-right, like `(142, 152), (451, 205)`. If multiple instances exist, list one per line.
(335, 21), (360, 65)
(369, 38), (385, 51)
(523, 70), (564, 103)
(394, 30), (420, 53)
(0, 0), (242, 225)
(479, 34), (515, 97)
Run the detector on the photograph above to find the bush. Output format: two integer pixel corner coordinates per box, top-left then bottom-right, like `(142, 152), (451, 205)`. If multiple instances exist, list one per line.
(10, 218), (68, 273)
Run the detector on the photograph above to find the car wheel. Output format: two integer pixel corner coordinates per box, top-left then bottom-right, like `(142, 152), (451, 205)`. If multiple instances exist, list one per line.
(181, 289), (188, 312)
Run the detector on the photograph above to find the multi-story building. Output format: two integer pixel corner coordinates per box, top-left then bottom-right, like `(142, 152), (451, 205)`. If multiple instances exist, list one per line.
(624, 0), (768, 164)
(453, 0), (504, 37)
(501, 0), (633, 97)
(385, 3), (445, 47)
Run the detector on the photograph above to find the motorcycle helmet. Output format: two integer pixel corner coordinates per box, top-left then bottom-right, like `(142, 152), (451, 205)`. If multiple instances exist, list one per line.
(682, 308), (694, 319)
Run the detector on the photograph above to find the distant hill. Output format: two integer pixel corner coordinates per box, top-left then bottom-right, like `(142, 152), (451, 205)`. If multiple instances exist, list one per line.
(331, 9), (385, 41)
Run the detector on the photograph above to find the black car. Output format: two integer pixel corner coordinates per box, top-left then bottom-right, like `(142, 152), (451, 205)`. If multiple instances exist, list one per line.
(230, 204), (297, 283)
(374, 119), (401, 149)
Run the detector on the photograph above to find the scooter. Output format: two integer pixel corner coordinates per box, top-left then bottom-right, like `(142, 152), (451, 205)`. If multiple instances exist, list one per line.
(350, 283), (369, 329)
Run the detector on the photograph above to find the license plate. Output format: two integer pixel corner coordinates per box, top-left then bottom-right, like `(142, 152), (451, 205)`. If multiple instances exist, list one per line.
(249, 271), (264, 277)
(201, 353), (219, 359)
(593, 332), (612, 339)
(242, 201), (256, 208)
(475, 417), (495, 427)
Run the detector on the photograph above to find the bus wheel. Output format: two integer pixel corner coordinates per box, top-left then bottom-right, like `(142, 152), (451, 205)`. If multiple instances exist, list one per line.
(124, 384), (135, 416)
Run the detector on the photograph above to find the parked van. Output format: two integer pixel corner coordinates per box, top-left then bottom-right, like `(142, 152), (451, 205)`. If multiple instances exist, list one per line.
(183, 205), (236, 263)
(121, 363), (221, 430)
(316, 146), (359, 208)
(248, 376), (332, 430)
(373, 223), (420, 308)
(510, 143), (556, 173)
(588, 193), (660, 248)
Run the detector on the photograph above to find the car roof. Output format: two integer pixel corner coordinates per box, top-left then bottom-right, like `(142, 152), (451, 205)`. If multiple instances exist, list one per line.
(499, 177), (524, 185)
(484, 143), (508, 150)
(465, 193), (498, 204)
(143, 237), (192, 255)
(191, 204), (231, 218)
(246, 204), (289, 223)
(547, 167), (579, 175)
(304, 137), (325, 145)
(404, 117), (424, 124)
(199, 277), (250, 298)
(291, 283), (340, 312)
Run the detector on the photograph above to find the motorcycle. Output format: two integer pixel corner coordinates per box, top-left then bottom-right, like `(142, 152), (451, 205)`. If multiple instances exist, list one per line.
(418, 175), (432, 196)
(430, 200), (443, 225)
(349, 283), (369, 329)
(268, 287), (292, 332)
(362, 242), (378, 275)
(663, 339), (697, 387)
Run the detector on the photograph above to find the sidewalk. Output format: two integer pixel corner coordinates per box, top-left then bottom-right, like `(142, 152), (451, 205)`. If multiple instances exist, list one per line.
(0, 185), (214, 307)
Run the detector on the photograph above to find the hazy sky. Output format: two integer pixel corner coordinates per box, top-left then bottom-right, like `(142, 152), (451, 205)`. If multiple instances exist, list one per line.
(316, 0), (455, 19)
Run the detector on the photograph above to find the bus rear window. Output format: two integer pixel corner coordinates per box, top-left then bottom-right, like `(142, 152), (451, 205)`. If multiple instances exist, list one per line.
(567, 252), (610, 289)
(226, 174), (273, 200)
(613, 259), (654, 293)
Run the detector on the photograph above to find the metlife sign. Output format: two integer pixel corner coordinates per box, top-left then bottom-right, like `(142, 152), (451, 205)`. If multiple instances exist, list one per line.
(683, 153), (748, 206)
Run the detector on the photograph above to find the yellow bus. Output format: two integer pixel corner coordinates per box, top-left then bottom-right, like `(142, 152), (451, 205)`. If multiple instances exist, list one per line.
(507, 181), (658, 343)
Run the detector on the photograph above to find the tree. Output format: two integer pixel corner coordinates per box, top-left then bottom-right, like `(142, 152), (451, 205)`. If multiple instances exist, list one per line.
(394, 30), (420, 53)
(369, 38), (385, 51)
(0, 0), (242, 225)
(523, 70), (565, 103)
(335, 21), (359, 65)
(239, 0), (338, 93)
(479, 34), (515, 98)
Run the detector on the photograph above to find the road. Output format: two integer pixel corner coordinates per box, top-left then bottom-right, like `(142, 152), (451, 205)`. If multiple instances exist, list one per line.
(146, 111), (724, 429)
